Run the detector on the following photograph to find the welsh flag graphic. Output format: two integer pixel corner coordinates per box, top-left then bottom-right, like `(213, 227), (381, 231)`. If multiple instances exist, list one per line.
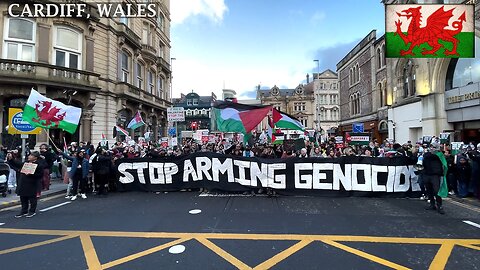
(23, 89), (82, 134)
(272, 109), (305, 131)
(213, 101), (271, 134)
(385, 4), (474, 58)
(127, 111), (145, 130)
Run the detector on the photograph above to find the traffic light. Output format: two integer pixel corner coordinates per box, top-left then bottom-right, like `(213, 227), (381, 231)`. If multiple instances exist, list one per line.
(191, 121), (197, 130)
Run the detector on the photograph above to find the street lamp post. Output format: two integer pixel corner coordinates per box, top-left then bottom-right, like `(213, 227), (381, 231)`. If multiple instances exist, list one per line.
(170, 57), (176, 106)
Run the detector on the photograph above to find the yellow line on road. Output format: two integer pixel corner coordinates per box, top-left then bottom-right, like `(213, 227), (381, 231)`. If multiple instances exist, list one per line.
(0, 234), (77, 255)
(0, 228), (479, 245)
(102, 238), (191, 269)
(79, 233), (102, 270)
(253, 239), (313, 270)
(197, 237), (252, 270)
(458, 243), (480, 251)
(429, 242), (455, 270)
(322, 239), (411, 270)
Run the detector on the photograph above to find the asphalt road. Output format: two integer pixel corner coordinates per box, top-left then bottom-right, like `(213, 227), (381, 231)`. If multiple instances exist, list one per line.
(0, 191), (479, 270)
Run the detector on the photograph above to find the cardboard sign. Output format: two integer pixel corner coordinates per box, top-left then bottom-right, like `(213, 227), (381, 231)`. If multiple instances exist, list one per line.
(21, 162), (38, 175)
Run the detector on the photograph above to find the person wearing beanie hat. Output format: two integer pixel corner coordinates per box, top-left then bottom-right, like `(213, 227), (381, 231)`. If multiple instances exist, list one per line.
(15, 151), (44, 218)
(456, 155), (471, 198)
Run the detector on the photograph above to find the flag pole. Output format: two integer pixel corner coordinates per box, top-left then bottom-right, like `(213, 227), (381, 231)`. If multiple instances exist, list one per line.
(43, 129), (60, 151)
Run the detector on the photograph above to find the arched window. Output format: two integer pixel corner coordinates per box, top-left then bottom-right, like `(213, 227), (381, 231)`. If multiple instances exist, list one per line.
(120, 50), (131, 83)
(403, 59), (416, 97)
(349, 68), (353, 85)
(381, 44), (386, 67)
(3, 18), (35, 61)
(53, 26), (82, 69)
(378, 82), (384, 107)
(377, 48), (382, 70)
(446, 36), (480, 89)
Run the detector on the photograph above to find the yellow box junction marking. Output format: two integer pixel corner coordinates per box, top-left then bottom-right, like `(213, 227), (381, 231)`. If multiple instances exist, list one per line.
(0, 228), (479, 270)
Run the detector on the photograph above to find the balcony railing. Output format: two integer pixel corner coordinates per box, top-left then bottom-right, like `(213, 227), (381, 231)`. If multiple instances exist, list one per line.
(118, 82), (171, 108)
(157, 57), (171, 73)
(141, 44), (157, 61)
(0, 59), (100, 89)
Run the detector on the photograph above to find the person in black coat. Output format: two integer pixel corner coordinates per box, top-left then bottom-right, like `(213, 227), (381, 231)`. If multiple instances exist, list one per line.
(421, 143), (445, 214)
(91, 147), (112, 196)
(15, 151), (44, 218)
(39, 144), (55, 191)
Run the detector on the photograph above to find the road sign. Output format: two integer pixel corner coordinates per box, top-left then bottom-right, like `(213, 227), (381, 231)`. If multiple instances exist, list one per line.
(167, 107), (185, 122)
(8, 108), (41, 135)
(352, 123), (364, 133)
(168, 127), (176, 136)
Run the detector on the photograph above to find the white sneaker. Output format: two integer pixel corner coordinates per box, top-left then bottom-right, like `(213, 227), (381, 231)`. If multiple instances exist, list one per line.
(70, 195), (77, 201)
(65, 195), (72, 199)
(448, 191), (455, 195)
(81, 194), (87, 199)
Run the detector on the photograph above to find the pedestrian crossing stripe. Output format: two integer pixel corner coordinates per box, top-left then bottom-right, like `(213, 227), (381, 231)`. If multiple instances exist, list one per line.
(0, 228), (479, 269)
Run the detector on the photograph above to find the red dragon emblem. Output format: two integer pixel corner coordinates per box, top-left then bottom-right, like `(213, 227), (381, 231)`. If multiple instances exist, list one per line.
(394, 6), (466, 56)
(32, 100), (66, 128)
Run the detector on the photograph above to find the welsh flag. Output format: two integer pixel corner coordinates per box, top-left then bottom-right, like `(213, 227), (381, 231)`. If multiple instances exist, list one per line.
(23, 89), (82, 134)
(272, 109), (305, 131)
(213, 101), (271, 134)
(385, 4), (474, 58)
(127, 111), (145, 130)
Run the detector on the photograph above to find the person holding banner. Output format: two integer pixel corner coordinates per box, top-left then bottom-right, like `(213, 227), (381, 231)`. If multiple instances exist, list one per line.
(15, 151), (44, 218)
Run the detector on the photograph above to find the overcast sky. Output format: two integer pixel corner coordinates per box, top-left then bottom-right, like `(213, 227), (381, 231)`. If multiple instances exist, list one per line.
(170, 0), (385, 99)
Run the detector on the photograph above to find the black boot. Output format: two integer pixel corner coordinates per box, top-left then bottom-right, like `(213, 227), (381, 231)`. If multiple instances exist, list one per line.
(437, 205), (445, 215)
(425, 204), (437, 210)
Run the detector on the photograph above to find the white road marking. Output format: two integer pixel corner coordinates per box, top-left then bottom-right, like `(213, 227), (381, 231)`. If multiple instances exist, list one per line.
(39, 202), (71, 212)
(463, 220), (480, 229)
(169, 245), (186, 254)
(189, 209), (202, 214)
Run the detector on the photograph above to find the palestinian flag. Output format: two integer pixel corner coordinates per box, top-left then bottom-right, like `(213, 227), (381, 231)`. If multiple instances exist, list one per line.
(385, 4), (474, 58)
(213, 101), (271, 134)
(23, 89), (82, 134)
(127, 111), (145, 130)
(272, 109), (305, 131)
(267, 116), (276, 143)
(114, 125), (130, 138)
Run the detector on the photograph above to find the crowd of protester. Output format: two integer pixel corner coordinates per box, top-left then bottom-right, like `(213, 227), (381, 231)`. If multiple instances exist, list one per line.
(1, 134), (479, 217)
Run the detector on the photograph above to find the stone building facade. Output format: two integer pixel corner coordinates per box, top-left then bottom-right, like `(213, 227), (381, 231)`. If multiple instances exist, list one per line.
(384, 0), (480, 143)
(0, 0), (172, 148)
(172, 92), (217, 131)
(257, 83), (315, 130)
(337, 30), (386, 142)
(313, 69), (340, 141)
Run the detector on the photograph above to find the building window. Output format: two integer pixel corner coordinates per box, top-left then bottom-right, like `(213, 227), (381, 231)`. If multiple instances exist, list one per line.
(187, 99), (192, 106)
(157, 76), (164, 98)
(142, 23), (154, 46)
(448, 37), (480, 89)
(136, 62), (144, 89)
(54, 26), (81, 69)
(159, 42), (165, 58)
(403, 59), (416, 97)
(193, 99), (199, 105)
(120, 51), (130, 83)
(119, 16), (128, 26)
(377, 48), (382, 70)
(350, 92), (360, 115)
(148, 70), (155, 94)
(3, 18), (35, 61)
(294, 102), (306, 111)
(157, 13), (165, 31)
(186, 110), (192, 116)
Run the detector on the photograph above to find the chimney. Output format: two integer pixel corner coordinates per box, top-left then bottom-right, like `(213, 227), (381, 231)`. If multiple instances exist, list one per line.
(306, 74), (310, 84)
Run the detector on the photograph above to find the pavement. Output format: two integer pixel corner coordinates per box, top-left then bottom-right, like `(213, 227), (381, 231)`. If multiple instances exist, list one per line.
(0, 190), (479, 269)
(0, 177), (67, 208)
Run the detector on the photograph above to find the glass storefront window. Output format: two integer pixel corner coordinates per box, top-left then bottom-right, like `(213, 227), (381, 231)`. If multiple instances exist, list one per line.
(452, 36), (480, 88)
